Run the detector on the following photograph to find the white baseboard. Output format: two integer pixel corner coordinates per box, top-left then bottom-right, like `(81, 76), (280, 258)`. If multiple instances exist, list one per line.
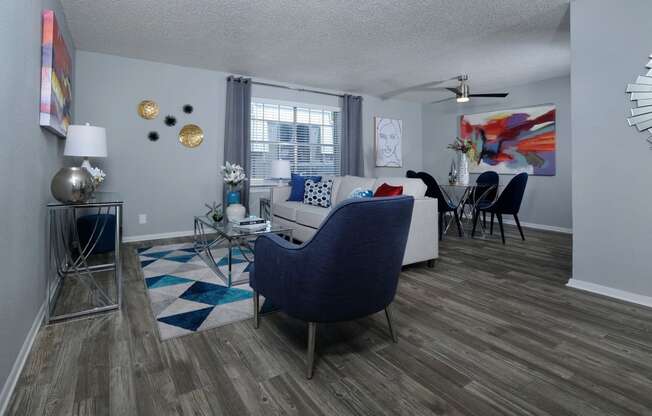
(501, 218), (572, 234)
(0, 302), (45, 416)
(122, 230), (195, 243)
(567, 279), (652, 308)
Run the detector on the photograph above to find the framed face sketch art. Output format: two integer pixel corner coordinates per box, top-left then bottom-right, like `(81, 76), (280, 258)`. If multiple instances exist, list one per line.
(375, 117), (403, 167)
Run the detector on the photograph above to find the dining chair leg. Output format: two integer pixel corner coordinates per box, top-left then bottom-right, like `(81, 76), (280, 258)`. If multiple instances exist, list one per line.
(385, 305), (398, 343)
(483, 211), (487, 228)
(514, 214), (525, 241)
(438, 212), (443, 241)
(253, 290), (260, 329)
(497, 213), (505, 244)
(471, 209), (479, 238)
(307, 322), (317, 379)
(453, 211), (463, 237)
(490, 213), (495, 235)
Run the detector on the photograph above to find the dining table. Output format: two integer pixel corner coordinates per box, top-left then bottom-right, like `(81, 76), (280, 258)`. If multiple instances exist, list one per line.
(439, 182), (502, 238)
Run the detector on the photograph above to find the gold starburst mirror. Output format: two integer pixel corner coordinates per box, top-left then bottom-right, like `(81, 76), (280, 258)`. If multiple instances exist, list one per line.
(138, 100), (160, 120)
(178, 124), (204, 148)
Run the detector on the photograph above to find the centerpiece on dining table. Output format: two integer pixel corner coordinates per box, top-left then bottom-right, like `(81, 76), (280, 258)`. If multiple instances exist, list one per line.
(447, 137), (473, 185)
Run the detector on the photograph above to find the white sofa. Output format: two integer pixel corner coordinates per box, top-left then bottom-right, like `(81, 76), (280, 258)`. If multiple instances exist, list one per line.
(270, 175), (438, 266)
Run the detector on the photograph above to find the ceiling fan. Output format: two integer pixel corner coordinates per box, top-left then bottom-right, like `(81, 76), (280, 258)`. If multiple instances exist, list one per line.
(380, 74), (509, 103)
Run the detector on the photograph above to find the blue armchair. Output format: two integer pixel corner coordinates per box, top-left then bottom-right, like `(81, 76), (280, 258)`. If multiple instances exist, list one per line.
(250, 196), (414, 378)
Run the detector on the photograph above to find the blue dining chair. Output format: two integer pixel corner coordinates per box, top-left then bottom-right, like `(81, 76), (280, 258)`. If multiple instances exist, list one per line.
(249, 196), (414, 378)
(472, 172), (528, 244)
(415, 171), (462, 239)
(470, 171), (499, 227)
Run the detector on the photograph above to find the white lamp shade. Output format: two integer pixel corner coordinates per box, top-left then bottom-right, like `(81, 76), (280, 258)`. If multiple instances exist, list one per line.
(64, 123), (107, 158)
(270, 160), (291, 179)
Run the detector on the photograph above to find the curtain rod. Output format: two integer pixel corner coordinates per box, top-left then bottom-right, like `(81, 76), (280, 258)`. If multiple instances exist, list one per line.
(250, 80), (345, 98)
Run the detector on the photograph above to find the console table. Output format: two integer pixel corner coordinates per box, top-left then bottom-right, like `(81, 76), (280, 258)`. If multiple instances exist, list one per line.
(46, 192), (123, 323)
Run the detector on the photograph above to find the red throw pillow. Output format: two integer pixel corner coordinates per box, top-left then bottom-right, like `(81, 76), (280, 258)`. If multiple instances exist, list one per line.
(373, 183), (403, 197)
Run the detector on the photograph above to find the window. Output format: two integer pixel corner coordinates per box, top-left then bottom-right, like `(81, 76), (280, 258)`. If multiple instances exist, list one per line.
(250, 99), (341, 182)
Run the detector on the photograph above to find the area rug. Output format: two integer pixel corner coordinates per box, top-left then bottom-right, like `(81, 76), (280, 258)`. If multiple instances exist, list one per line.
(137, 242), (270, 340)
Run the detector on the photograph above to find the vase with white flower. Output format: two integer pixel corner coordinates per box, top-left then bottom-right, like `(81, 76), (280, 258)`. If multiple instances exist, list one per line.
(221, 161), (247, 221)
(447, 137), (473, 185)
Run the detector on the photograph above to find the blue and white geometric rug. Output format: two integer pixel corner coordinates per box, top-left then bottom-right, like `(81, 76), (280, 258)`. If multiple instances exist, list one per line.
(137, 242), (270, 340)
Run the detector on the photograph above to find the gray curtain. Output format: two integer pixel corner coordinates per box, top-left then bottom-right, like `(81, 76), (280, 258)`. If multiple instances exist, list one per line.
(224, 76), (252, 210)
(341, 94), (364, 176)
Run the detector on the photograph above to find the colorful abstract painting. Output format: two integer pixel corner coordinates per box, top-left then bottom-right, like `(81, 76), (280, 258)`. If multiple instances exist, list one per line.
(460, 105), (556, 176)
(40, 10), (72, 137)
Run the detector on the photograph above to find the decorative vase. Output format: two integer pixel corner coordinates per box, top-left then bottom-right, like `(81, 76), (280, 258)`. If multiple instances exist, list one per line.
(226, 204), (246, 221)
(50, 167), (95, 203)
(448, 158), (458, 185)
(457, 152), (470, 185)
(227, 190), (241, 205)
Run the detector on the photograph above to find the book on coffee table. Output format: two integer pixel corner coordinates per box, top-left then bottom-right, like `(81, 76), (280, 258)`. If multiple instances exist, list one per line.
(230, 216), (266, 226)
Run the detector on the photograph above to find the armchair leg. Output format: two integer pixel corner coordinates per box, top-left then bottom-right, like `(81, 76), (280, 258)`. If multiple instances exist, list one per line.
(497, 213), (505, 244)
(307, 322), (317, 379)
(385, 305), (398, 343)
(253, 290), (260, 329)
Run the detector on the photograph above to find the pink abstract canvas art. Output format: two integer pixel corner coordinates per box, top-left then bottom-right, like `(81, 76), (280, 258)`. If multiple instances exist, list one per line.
(40, 10), (72, 137)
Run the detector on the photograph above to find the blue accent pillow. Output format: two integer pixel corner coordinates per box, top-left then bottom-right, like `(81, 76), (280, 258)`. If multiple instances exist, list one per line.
(288, 173), (321, 201)
(348, 187), (374, 199)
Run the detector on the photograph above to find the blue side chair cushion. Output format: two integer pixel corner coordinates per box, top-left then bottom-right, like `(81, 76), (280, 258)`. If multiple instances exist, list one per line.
(76, 214), (116, 254)
(288, 173), (322, 201)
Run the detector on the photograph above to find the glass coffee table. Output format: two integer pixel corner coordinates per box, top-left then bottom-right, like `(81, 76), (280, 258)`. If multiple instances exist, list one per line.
(193, 216), (293, 287)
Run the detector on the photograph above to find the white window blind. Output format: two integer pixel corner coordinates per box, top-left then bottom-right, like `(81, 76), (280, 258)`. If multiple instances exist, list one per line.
(250, 99), (341, 181)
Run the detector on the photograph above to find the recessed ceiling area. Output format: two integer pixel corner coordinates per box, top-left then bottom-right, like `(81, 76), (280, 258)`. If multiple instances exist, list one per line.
(60, 0), (570, 102)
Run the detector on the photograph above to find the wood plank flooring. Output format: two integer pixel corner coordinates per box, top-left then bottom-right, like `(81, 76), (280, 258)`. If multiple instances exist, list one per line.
(8, 225), (652, 415)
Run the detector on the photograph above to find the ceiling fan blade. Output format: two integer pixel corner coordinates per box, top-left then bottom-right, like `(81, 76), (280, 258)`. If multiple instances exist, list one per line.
(468, 93), (509, 98)
(418, 87), (450, 92)
(429, 96), (457, 104)
(380, 76), (458, 100)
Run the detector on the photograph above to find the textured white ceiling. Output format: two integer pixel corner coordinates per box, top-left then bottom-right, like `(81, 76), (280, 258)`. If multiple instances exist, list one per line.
(60, 0), (570, 102)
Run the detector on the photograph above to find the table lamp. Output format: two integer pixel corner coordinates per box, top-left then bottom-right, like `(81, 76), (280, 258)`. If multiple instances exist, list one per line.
(64, 123), (107, 171)
(270, 159), (291, 186)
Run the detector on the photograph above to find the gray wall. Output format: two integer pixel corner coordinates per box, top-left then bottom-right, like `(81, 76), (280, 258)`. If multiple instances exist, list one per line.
(0, 0), (73, 399)
(74, 51), (225, 239)
(422, 76), (572, 230)
(74, 51), (423, 238)
(571, 0), (652, 295)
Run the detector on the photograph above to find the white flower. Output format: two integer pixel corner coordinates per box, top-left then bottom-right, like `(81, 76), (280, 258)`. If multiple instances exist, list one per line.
(220, 161), (247, 186)
(87, 167), (106, 185)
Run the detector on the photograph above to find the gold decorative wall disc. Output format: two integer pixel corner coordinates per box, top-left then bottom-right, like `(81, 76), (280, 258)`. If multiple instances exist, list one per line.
(138, 100), (160, 120)
(178, 124), (204, 148)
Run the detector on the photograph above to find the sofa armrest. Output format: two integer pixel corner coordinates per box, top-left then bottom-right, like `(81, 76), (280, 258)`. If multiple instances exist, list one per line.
(403, 197), (438, 264)
(270, 185), (292, 205)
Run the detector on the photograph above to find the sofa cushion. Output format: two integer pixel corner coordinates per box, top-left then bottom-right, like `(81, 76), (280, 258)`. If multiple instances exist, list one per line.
(373, 177), (426, 198)
(272, 201), (303, 221)
(288, 173), (322, 201)
(304, 178), (333, 208)
(335, 176), (377, 205)
(295, 204), (330, 229)
(374, 183), (403, 197)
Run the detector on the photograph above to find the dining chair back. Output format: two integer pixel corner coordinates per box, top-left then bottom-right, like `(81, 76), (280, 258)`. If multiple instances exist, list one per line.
(493, 172), (528, 214)
(474, 171), (499, 203)
(472, 172), (528, 243)
(415, 171), (463, 239)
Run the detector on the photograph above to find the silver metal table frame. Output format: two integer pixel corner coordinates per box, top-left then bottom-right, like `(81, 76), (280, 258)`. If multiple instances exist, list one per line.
(440, 183), (499, 239)
(46, 196), (123, 324)
(193, 216), (293, 287)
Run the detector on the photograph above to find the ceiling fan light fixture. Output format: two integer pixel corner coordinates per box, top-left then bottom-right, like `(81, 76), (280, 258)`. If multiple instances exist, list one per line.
(456, 82), (470, 103)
